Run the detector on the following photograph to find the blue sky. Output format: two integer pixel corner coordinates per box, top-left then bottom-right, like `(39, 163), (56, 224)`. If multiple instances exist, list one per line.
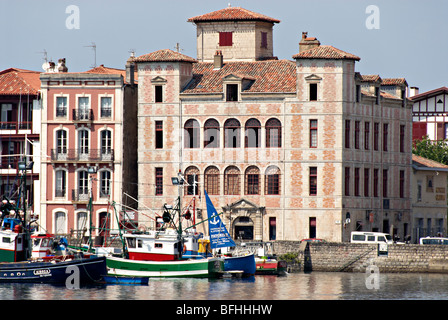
(1, 0), (446, 93)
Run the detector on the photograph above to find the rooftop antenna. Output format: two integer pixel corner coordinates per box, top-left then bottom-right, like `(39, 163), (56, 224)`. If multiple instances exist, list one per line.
(174, 43), (183, 53)
(128, 49), (136, 58)
(84, 42), (97, 68)
(37, 49), (48, 62)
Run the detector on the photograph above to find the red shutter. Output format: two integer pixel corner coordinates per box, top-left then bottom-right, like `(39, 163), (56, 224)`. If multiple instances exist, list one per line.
(412, 122), (427, 142)
(219, 32), (232, 46)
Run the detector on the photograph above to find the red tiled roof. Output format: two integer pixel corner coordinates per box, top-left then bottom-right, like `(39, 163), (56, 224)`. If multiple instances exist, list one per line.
(0, 68), (41, 95)
(381, 78), (407, 86)
(360, 74), (381, 82)
(412, 154), (448, 170)
(182, 60), (296, 94)
(85, 64), (138, 83)
(133, 49), (197, 63)
(188, 7), (280, 23)
(409, 87), (448, 101)
(292, 45), (360, 61)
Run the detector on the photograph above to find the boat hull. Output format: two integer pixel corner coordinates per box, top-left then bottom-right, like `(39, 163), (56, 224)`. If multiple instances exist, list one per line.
(255, 258), (287, 275)
(106, 256), (223, 278)
(0, 256), (107, 284)
(103, 275), (149, 285)
(223, 254), (256, 276)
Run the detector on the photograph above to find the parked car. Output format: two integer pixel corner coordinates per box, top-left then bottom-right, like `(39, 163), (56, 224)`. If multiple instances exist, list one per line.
(350, 231), (393, 244)
(419, 237), (448, 245)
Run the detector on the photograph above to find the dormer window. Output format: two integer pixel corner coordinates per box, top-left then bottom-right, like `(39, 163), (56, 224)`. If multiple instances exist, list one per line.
(226, 84), (239, 101)
(305, 74), (322, 101)
(219, 32), (233, 47)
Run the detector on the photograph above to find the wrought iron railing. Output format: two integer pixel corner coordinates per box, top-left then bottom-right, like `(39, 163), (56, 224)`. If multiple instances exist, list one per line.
(72, 109), (94, 121)
(51, 149), (114, 162)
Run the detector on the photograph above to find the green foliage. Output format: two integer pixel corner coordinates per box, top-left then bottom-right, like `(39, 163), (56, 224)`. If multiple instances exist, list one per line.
(412, 136), (448, 165)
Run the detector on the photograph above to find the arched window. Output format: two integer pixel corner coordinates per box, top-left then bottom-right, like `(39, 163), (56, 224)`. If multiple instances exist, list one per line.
(184, 119), (200, 148)
(204, 119), (220, 148)
(100, 170), (111, 198)
(77, 170), (89, 201)
(77, 212), (88, 233)
(55, 211), (67, 235)
(245, 118), (261, 148)
(266, 118), (282, 148)
(245, 166), (260, 195)
(100, 129), (112, 158)
(224, 119), (240, 148)
(204, 166), (220, 195)
(78, 128), (89, 159)
(184, 166), (200, 195)
(265, 166), (281, 195)
(55, 169), (67, 198)
(224, 166), (240, 195)
(56, 129), (67, 157)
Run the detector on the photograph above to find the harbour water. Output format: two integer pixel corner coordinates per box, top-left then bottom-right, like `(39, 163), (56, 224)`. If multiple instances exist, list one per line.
(2, 271), (448, 300)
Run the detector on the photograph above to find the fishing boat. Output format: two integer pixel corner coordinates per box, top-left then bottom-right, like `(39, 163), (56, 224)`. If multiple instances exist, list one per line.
(105, 197), (223, 278)
(255, 257), (287, 276)
(204, 190), (256, 277)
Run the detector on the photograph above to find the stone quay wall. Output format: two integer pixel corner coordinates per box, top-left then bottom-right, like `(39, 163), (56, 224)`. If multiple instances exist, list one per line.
(272, 241), (448, 274)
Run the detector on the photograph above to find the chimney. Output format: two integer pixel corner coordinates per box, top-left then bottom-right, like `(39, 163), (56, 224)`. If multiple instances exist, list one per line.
(299, 32), (320, 53)
(409, 86), (419, 97)
(213, 50), (223, 69)
(126, 52), (135, 85)
(57, 58), (68, 72)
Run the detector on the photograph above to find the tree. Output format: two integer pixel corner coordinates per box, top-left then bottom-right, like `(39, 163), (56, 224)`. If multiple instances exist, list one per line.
(412, 136), (448, 165)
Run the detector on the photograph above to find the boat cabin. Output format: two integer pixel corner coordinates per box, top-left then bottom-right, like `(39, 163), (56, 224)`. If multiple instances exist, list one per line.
(31, 233), (55, 258)
(124, 229), (183, 261)
(0, 218), (26, 262)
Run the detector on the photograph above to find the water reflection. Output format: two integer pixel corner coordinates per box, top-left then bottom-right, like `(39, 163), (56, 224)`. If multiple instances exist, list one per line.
(1, 272), (448, 300)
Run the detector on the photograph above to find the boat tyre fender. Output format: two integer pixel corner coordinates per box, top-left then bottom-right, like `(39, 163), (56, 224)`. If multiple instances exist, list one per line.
(183, 244), (187, 254)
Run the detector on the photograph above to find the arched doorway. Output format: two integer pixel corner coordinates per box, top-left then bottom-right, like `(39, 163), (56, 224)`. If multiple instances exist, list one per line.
(233, 216), (254, 240)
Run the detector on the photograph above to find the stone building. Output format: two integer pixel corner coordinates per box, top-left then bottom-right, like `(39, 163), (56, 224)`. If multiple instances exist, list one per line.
(134, 6), (412, 242)
(39, 61), (137, 239)
(411, 154), (448, 242)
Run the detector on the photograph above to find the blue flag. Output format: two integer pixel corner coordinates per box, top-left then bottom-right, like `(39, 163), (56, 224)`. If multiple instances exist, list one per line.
(205, 190), (235, 249)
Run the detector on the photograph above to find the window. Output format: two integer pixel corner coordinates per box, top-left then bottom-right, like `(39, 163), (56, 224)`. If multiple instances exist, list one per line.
(219, 32), (233, 46)
(224, 119), (240, 148)
(345, 120), (350, 148)
(78, 170), (89, 197)
(101, 130), (112, 157)
(224, 166), (240, 195)
(100, 97), (112, 118)
(204, 119), (220, 148)
(55, 170), (66, 197)
(364, 122), (370, 150)
(100, 170), (111, 198)
(77, 212), (88, 232)
(185, 166), (199, 195)
(56, 130), (67, 154)
(356, 85), (360, 102)
(310, 120), (318, 148)
(265, 166), (280, 195)
(78, 129), (89, 159)
(205, 166), (220, 195)
(354, 121), (360, 149)
(155, 168), (163, 196)
(155, 121), (163, 149)
(354, 168), (360, 196)
(245, 118), (261, 148)
(383, 169), (388, 197)
(309, 83), (317, 101)
(309, 167), (317, 196)
(400, 125), (405, 153)
(399, 170), (405, 198)
(245, 166), (260, 195)
(309, 217), (316, 238)
(78, 97), (90, 120)
(373, 169), (379, 197)
(226, 84), (238, 101)
(266, 118), (281, 148)
(375, 87), (380, 105)
(373, 123), (379, 151)
(184, 119), (200, 149)
(155, 85), (163, 103)
(261, 32), (268, 48)
(55, 211), (67, 235)
(344, 167), (350, 196)
(364, 168), (369, 197)
(383, 124), (388, 152)
(56, 97), (67, 117)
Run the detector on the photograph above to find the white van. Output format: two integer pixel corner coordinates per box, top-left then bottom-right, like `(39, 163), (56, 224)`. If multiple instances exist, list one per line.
(350, 231), (393, 244)
(419, 237), (448, 245)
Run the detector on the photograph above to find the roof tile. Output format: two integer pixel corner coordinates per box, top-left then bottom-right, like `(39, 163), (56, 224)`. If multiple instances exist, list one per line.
(292, 45), (360, 61)
(188, 7), (280, 23)
(133, 49), (197, 63)
(0, 68), (41, 95)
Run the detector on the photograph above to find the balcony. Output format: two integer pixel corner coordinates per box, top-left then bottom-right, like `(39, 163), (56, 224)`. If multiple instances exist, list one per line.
(72, 188), (90, 203)
(73, 109), (94, 122)
(51, 149), (114, 162)
(0, 121), (32, 133)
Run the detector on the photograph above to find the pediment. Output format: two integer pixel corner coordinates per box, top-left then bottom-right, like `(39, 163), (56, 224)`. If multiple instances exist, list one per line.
(305, 74), (322, 81)
(223, 198), (263, 211)
(151, 76), (167, 83)
(222, 74), (242, 81)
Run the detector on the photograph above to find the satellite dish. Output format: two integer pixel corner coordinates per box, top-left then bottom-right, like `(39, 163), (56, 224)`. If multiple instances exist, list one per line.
(42, 62), (50, 71)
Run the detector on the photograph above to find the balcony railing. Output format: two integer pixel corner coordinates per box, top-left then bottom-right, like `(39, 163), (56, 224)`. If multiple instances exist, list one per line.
(73, 109), (94, 121)
(51, 149), (114, 162)
(72, 188), (90, 202)
(0, 121), (32, 132)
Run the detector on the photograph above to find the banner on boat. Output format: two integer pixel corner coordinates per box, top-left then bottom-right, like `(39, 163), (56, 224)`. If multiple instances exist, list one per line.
(205, 190), (236, 249)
